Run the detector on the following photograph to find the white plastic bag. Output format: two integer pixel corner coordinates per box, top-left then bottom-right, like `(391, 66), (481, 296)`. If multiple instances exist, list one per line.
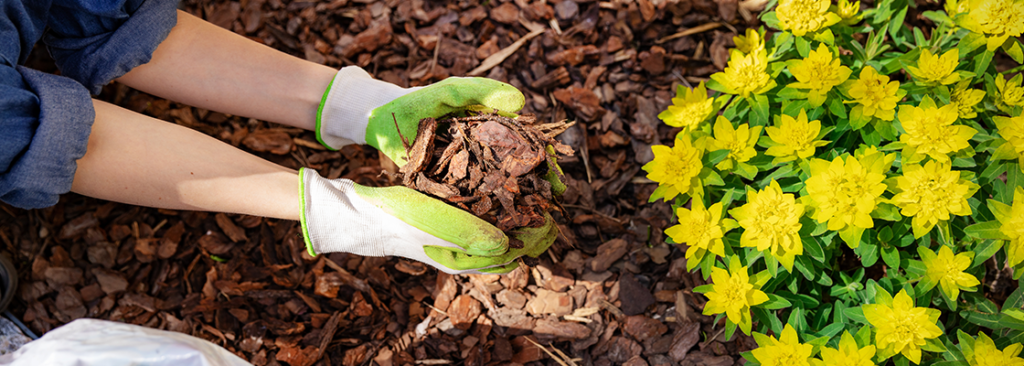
(0, 318), (252, 366)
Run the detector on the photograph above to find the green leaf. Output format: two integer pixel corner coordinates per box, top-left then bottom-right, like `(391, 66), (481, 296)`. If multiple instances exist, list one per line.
(971, 240), (1004, 267)
(881, 243), (900, 270)
(777, 87), (809, 100)
(753, 307), (784, 335)
(922, 337), (948, 353)
(802, 235), (827, 263)
(888, 6), (908, 40)
(856, 238), (880, 267)
(751, 94), (771, 127)
(827, 95), (847, 119)
(957, 329), (976, 362)
(844, 307), (868, 324)
(796, 36), (811, 58)
(1005, 39), (1024, 64)
(974, 50), (994, 76)
(762, 294), (793, 309)
(707, 149), (732, 165)
(964, 220), (1010, 240)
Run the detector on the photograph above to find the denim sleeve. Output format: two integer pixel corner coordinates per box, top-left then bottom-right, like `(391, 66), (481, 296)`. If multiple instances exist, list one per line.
(0, 66), (95, 209)
(44, 0), (179, 94)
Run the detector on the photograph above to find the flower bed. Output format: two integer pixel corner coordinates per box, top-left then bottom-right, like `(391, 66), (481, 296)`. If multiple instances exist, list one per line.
(644, 0), (1024, 363)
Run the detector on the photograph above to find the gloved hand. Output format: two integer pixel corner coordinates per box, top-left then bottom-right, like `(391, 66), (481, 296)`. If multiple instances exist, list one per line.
(299, 168), (558, 274)
(315, 66), (524, 165)
(305, 67), (556, 274)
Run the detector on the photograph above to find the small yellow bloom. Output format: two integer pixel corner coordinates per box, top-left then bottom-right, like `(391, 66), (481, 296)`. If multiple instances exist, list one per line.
(897, 96), (977, 164)
(970, 331), (1024, 366)
(702, 256), (769, 335)
(836, 0), (862, 22)
(734, 28), (764, 54)
(775, 0), (841, 36)
(906, 48), (961, 85)
(643, 137), (705, 201)
(990, 186), (1024, 268)
(949, 79), (986, 119)
(788, 44), (852, 107)
(751, 324), (815, 366)
(765, 109), (829, 163)
(961, 0), (1024, 51)
(996, 74), (1024, 109)
(844, 66), (902, 122)
(731, 180), (805, 272)
(666, 200), (736, 269)
(711, 49), (776, 98)
(707, 116), (763, 171)
(815, 331), (876, 366)
(992, 115), (1024, 172)
(891, 161), (978, 238)
(659, 82), (716, 129)
(862, 289), (943, 365)
(921, 245), (980, 300)
(805, 153), (890, 246)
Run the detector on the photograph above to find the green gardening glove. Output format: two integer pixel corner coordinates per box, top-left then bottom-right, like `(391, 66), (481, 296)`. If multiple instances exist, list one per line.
(306, 67), (555, 274)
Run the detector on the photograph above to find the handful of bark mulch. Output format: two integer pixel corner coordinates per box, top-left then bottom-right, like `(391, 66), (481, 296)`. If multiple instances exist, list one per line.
(396, 113), (575, 240)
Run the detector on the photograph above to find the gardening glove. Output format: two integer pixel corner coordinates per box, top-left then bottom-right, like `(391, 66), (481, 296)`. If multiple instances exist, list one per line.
(299, 168), (559, 274)
(315, 66), (525, 165)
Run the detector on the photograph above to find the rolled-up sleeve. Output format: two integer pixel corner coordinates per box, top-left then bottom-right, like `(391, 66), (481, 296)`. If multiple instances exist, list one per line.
(44, 0), (178, 94)
(0, 66), (94, 209)
(0, 0), (178, 208)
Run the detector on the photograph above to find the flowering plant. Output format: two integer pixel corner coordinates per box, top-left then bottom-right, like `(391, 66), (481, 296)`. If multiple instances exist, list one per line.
(646, 0), (1024, 363)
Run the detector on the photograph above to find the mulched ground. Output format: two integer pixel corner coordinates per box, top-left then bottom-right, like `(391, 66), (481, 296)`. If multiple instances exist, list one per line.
(0, 0), (770, 365)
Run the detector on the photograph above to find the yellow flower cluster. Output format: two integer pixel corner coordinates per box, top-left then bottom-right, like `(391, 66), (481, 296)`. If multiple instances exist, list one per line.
(897, 96), (977, 164)
(643, 137), (705, 201)
(804, 149), (892, 247)
(891, 161), (978, 238)
(959, 0), (1024, 50)
(863, 290), (943, 364)
(701, 256), (768, 334)
(990, 186), (1024, 268)
(665, 199), (736, 270)
(921, 245), (980, 300)
(787, 44), (852, 107)
(765, 109), (829, 163)
(659, 82), (716, 130)
(731, 180), (805, 271)
(775, 0), (841, 36)
(707, 116), (762, 171)
(711, 49), (776, 98)
(906, 48), (961, 85)
(844, 66), (903, 123)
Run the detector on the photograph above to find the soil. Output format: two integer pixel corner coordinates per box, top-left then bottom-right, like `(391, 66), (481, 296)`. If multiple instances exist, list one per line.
(398, 114), (574, 237)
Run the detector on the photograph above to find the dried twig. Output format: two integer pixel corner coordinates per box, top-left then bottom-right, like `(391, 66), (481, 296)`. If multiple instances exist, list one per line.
(656, 22), (723, 44)
(467, 28), (545, 76)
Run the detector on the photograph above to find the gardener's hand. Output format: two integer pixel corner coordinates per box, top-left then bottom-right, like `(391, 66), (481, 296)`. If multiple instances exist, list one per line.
(315, 66), (525, 165)
(299, 168), (558, 274)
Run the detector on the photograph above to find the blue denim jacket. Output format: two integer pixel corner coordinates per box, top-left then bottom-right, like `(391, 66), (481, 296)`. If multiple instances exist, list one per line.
(1, 0), (177, 209)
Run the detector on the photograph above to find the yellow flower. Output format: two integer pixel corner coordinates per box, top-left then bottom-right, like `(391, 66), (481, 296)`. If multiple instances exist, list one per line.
(970, 331), (1024, 366)
(787, 44), (852, 107)
(863, 290), (943, 364)
(751, 324), (815, 366)
(707, 116), (763, 171)
(701, 256), (769, 335)
(891, 161), (978, 238)
(666, 200), (736, 270)
(731, 180), (805, 272)
(996, 74), (1024, 109)
(765, 109), (829, 163)
(659, 82), (716, 129)
(805, 152), (890, 247)
(844, 66), (903, 122)
(906, 48), (961, 85)
(734, 28), (764, 54)
(990, 186), (1024, 267)
(836, 0), (862, 22)
(815, 331), (876, 366)
(897, 96), (978, 164)
(711, 49), (776, 98)
(643, 137), (705, 201)
(775, 0), (841, 36)
(921, 245), (980, 300)
(949, 79), (986, 119)
(961, 0), (1024, 51)
(992, 115), (1024, 172)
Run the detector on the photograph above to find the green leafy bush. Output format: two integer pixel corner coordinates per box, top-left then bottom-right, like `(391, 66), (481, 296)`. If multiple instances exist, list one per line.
(644, 0), (1024, 363)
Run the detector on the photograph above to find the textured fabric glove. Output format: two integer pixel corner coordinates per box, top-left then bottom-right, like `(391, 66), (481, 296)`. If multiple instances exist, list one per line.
(299, 168), (558, 274)
(316, 66), (525, 165)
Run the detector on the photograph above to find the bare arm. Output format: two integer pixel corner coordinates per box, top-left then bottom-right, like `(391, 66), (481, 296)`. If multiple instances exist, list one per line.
(115, 10), (336, 131)
(71, 100), (301, 221)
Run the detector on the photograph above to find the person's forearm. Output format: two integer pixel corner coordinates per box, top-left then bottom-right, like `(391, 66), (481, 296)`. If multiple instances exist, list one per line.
(71, 100), (301, 221)
(115, 10), (336, 131)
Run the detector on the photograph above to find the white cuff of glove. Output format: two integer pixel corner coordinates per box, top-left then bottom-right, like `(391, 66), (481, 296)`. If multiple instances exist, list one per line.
(299, 168), (493, 274)
(317, 66), (419, 149)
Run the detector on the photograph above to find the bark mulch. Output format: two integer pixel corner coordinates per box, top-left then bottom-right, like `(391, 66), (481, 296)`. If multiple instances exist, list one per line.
(1, 0), (770, 365)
